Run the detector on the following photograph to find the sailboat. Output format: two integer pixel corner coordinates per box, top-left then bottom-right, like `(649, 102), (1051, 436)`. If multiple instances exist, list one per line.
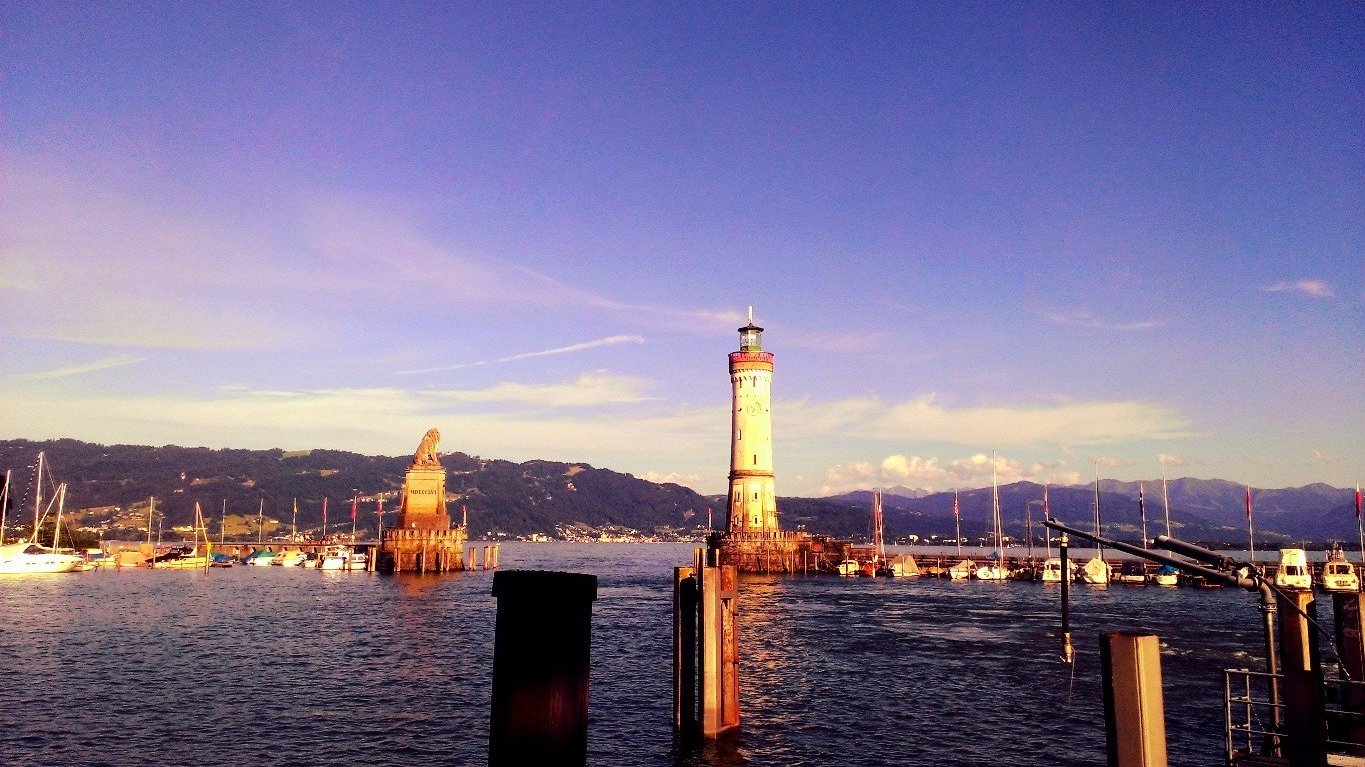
(150, 502), (213, 571)
(1079, 466), (1111, 585)
(1147, 472), (1179, 586)
(1039, 484), (1072, 583)
(975, 454), (1009, 580)
(861, 488), (886, 577)
(0, 453), (84, 574)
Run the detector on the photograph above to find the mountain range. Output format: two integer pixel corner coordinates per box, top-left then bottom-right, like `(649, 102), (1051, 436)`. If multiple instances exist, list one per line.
(0, 438), (1357, 547)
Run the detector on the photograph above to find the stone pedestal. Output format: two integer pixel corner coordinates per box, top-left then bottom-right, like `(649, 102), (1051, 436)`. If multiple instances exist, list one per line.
(381, 527), (467, 573)
(380, 463), (465, 572)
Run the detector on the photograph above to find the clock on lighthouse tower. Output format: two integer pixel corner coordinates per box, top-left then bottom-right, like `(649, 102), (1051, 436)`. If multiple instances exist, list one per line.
(727, 307), (778, 536)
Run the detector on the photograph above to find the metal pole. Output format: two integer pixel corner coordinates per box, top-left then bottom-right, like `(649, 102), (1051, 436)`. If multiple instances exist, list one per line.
(1060, 531), (1074, 664)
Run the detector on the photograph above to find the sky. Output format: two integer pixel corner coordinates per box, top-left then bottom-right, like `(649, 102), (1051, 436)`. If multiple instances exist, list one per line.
(1, 2), (1361, 496)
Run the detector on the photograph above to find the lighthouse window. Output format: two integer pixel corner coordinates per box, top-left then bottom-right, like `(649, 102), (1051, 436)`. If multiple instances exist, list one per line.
(753, 492), (759, 500)
(753, 454), (758, 466)
(737, 430), (742, 441)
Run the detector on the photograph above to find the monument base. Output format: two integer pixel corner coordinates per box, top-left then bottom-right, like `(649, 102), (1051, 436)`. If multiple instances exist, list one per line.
(380, 527), (468, 573)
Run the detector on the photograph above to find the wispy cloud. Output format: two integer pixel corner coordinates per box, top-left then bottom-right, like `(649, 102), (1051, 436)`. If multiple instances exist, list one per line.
(395, 335), (645, 376)
(18, 355), (149, 380)
(1261, 279), (1334, 298)
(429, 371), (659, 408)
(1039, 309), (1161, 331)
(1157, 453), (1189, 467)
(1312, 449), (1341, 466)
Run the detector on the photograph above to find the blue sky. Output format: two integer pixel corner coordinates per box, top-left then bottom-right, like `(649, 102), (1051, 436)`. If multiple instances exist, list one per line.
(2, 2), (1360, 495)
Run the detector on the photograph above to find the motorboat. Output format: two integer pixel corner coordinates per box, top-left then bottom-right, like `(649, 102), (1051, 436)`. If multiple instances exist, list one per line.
(947, 559), (975, 580)
(0, 542), (85, 574)
(345, 551), (369, 571)
(1147, 565), (1179, 587)
(1079, 557), (1112, 585)
(244, 550), (276, 566)
(318, 546), (350, 571)
(1321, 549), (1359, 593)
(974, 561), (1009, 580)
(880, 554), (919, 577)
(836, 559), (860, 577)
(149, 545), (212, 570)
(1274, 548), (1312, 590)
(1040, 557), (1074, 583)
(274, 550), (308, 567)
(1117, 560), (1146, 584)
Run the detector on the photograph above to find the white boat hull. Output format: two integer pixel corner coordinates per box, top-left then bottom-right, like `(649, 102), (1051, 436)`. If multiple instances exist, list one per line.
(0, 544), (84, 574)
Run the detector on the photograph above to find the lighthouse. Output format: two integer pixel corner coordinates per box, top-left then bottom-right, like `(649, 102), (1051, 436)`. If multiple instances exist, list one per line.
(727, 307), (778, 536)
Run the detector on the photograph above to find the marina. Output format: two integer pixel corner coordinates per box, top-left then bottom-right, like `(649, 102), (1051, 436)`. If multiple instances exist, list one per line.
(0, 541), (1329, 767)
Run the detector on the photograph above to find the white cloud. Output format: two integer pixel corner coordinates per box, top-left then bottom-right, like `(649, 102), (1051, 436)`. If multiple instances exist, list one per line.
(1157, 453), (1189, 467)
(1260, 279), (1334, 298)
(1039, 309), (1160, 331)
(1312, 449), (1341, 466)
(18, 355), (149, 381)
(779, 393), (1190, 446)
(818, 451), (1082, 495)
(429, 371), (659, 408)
(396, 335), (645, 376)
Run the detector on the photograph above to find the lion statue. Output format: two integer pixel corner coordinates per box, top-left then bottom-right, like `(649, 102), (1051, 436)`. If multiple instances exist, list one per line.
(412, 428), (442, 468)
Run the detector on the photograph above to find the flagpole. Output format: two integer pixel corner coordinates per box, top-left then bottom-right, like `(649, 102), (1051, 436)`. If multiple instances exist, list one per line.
(953, 489), (962, 557)
(1246, 485), (1257, 571)
(1043, 483), (1052, 559)
(1355, 483), (1363, 566)
(1162, 469), (1172, 538)
(322, 497), (329, 541)
(1139, 483), (1147, 549)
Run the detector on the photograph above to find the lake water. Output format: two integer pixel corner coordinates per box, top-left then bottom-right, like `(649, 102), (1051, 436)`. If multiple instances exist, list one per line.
(0, 542), (1319, 766)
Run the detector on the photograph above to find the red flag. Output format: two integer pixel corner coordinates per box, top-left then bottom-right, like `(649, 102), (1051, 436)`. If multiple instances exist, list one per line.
(1355, 485), (1361, 520)
(350, 497), (358, 521)
(377, 498), (384, 516)
(1245, 487), (1253, 520)
(322, 497), (328, 525)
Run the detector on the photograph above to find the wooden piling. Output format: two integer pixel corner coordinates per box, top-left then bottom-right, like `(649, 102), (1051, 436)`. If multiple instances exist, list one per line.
(1334, 593), (1365, 754)
(1278, 589), (1328, 766)
(1099, 632), (1167, 767)
(489, 571), (598, 767)
(674, 566), (698, 730)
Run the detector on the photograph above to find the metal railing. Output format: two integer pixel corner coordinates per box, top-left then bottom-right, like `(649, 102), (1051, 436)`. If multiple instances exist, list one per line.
(1224, 667), (1365, 765)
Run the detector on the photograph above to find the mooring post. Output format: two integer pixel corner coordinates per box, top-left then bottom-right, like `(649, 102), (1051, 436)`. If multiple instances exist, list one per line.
(1100, 632), (1167, 767)
(1060, 532), (1074, 664)
(699, 561), (739, 736)
(1278, 589), (1328, 766)
(489, 570), (598, 767)
(674, 565), (698, 731)
(1334, 593), (1365, 753)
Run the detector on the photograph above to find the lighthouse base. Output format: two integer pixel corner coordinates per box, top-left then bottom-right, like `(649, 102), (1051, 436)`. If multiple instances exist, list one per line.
(708, 531), (852, 574)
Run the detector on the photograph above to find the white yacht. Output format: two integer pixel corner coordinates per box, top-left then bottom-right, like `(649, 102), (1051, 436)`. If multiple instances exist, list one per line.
(1274, 548), (1312, 590)
(0, 542), (85, 574)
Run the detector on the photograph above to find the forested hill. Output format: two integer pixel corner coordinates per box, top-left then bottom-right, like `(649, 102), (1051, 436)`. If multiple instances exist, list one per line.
(0, 438), (1354, 545)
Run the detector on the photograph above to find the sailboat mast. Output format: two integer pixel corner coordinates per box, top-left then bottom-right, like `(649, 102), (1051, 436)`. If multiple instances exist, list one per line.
(291, 498), (298, 542)
(220, 498), (226, 544)
(1162, 470), (1171, 537)
(992, 451), (1002, 569)
(53, 484), (66, 550)
(147, 496), (156, 569)
(872, 488), (885, 563)
(1093, 463), (1104, 565)
(953, 489), (962, 557)
(32, 451), (44, 543)
(1043, 483), (1052, 559)
(1, 469), (10, 545)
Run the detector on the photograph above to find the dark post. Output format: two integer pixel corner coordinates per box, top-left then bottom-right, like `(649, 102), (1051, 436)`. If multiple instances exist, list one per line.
(1060, 532), (1074, 664)
(674, 566), (698, 731)
(489, 570), (598, 767)
(1278, 589), (1327, 766)
(1334, 593), (1365, 753)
